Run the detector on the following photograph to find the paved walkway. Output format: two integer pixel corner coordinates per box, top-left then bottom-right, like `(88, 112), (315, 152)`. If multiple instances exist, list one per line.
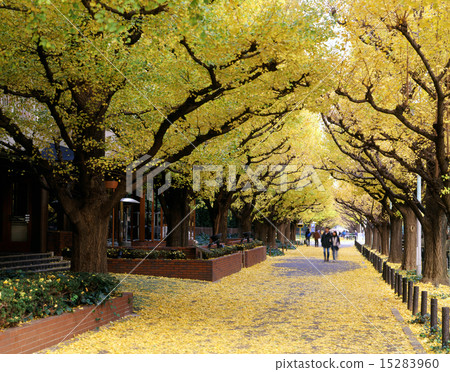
(47, 244), (421, 354)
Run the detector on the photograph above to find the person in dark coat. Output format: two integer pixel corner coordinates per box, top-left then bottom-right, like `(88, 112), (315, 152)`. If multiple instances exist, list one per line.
(305, 228), (311, 246)
(321, 228), (332, 262)
(331, 231), (341, 261)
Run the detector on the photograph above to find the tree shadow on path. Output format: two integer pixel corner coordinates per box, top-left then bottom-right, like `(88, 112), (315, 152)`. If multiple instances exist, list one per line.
(273, 257), (362, 277)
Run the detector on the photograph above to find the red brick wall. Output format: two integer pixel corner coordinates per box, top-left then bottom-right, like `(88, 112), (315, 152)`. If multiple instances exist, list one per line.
(211, 252), (243, 281)
(243, 246), (266, 268)
(108, 253), (243, 282)
(0, 293), (133, 354)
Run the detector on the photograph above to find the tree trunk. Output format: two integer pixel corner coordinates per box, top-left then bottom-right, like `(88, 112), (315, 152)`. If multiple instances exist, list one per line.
(213, 205), (229, 241)
(290, 222), (297, 242)
(284, 222), (291, 244)
(372, 227), (379, 252)
(255, 221), (268, 244)
(206, 190), (232, 242)
(422, 194), (449, 285)
(380, 221), (390, 256)
(159, 187), (190, 247)
(240, 209), (253, 233)
(365, 225), (372, 246)
(399, 205), (417, 271)
(267, 223), (276, 248)
(388, 214), (403, 263)
(277, 223), (286, 243)
(71, 213), (109, 272)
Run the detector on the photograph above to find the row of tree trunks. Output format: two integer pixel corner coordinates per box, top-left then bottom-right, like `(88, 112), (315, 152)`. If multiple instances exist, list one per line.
(362, 203), (448, 285)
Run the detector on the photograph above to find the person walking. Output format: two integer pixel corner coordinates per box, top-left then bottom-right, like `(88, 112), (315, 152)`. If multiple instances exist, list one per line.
(313, 230), (321, 247)
(321, 228), (332, 262)
(331, 231), (340, 261)
(305, 228), (311, 246)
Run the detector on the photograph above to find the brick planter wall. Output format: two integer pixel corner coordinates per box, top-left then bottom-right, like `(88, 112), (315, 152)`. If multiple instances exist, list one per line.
(0, 293), (133, 354)
(243, 246), (267, 268)
(211, 252), (244, 282)
(108, 252), (243, 282)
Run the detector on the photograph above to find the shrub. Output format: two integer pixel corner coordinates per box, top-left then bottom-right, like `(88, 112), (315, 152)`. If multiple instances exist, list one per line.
(195, 233), (210, 246)
(202, 245), (237, 259)
(202, 240), (264, 259)
(266, 247), (285, 256)
(0, 271), (119, 329)
(107, 248), (186, 260)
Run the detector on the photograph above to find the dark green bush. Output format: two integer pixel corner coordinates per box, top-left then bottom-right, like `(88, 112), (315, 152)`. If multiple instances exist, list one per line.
(107, 248), (186, 260)
(0, 271), (119, 329)
(202, 245), (237, 259)
(267, 247), (285, 256)
(195, 232), (210, 246)
(202, 240), (264, 259)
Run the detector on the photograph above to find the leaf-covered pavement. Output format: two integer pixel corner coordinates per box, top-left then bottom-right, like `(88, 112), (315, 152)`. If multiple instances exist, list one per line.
(47, 245), (422, 354)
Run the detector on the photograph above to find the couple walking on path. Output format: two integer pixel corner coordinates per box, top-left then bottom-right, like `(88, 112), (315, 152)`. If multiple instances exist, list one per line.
(320, 228), (340, 262)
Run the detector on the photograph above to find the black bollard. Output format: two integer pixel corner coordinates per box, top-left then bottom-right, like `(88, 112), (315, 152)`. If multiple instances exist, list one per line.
(412, 286), (419, 315)
(431, 298), (438, 333)
(442, 307), (449, 348)
(402, 278), (408, 303)
(398, 275), (403, 297)
(391, 270), (395, 290)
(407, 281), (414, 311)
(421, 291), (428, 317)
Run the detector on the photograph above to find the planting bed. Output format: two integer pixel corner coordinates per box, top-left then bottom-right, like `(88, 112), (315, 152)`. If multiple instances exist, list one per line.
(0, 293), (133, 354)
(108, 246), (266, 281)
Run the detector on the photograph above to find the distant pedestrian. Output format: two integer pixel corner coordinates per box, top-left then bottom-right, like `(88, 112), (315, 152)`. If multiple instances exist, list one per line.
(305, 228), (311, 246)
(331, 231), (340, 261)
(313, 230), (321, 247)
(321, 228), (332, 262)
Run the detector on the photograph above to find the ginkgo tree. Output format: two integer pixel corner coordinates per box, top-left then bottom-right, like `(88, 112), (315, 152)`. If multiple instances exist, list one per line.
(0, 0), (334, 272)
(321, 104), (420, 270)
(323, 0), (450, 284)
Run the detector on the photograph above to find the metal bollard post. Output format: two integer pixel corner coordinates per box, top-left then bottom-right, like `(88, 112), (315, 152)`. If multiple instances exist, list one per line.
(442, 307), (449, 348)
(402, 278), (408, 303)
(412, 286), (419, 315)
(407, 281), (414, 311)
(430, 298), (438, 333)
(421, 291), (428, 317)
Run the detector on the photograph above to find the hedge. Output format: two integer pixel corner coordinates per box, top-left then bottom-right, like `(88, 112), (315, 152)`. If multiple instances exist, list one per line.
(0, 271), (119, 329)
